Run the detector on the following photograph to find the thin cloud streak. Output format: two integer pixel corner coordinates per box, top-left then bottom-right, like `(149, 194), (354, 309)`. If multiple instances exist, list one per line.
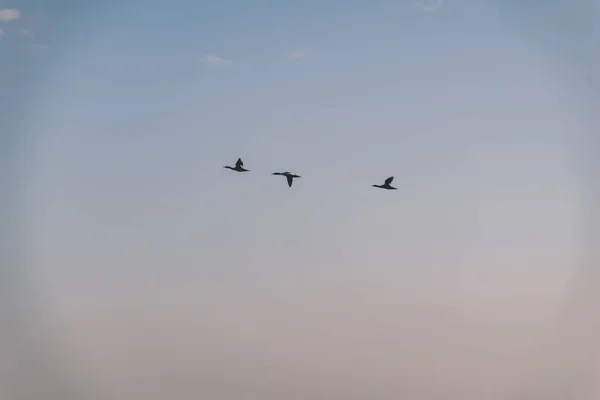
(200, 54), (232, 66)
(415, 0), (443, 12)
(289, 48), (312, 60)
(20, 27), (34, 38)
(0, 8), (21, 21)
(19, 27), (49, 50)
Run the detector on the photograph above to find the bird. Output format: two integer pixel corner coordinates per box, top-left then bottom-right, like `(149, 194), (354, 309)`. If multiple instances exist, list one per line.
(272, 171), (301, 187)
(224, 158), (249, 172)
(372, 176), (397, 190)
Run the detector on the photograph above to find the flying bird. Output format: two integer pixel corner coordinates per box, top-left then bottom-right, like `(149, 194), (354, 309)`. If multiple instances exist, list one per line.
(272, 171), (301, 187)
(224, 158), (249, 172)
(372, 176), (397, 190)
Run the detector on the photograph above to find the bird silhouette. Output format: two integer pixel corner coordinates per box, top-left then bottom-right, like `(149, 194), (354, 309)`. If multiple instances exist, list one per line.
(224, 158), (249, 172)
(272, 172), (301, 187)
(372, 176), (397, 190)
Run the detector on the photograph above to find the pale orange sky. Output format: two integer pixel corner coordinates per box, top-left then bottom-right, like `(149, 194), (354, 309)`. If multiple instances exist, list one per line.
(3, 0), (599, 399)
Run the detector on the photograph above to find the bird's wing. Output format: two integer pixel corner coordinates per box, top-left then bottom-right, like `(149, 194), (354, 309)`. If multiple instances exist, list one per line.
(287, 175), (293, 187)
(236, 158), (243, 168)
(384, 176), (394, 185)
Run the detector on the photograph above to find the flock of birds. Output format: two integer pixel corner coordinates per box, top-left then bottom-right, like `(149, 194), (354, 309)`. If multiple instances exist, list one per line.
(224, 158), (398, 190)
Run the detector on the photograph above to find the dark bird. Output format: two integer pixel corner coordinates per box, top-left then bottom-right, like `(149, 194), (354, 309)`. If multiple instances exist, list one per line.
(224, 158), (249, 172)
(372, 176), (397, 190)
(272, 171), (301, 187)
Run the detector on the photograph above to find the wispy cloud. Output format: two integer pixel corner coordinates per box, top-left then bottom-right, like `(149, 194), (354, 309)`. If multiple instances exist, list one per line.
(0, 8), (21, 21)
(415, 0), (443, 12)
(200, 54), (232, 66)
(20, 27), (34, 38)
(18, 26), (49, 50)
(0, 28), (4, 39)
(289, 48), (312, 60)
(27, 43), (50, 51)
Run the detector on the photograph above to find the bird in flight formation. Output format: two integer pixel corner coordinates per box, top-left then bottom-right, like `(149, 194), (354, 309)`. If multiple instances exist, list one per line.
(224, 157), (395, 190)
(272, 171), (302, 187)
(372, 176), (397, 190)
(223, 158), (249, 172)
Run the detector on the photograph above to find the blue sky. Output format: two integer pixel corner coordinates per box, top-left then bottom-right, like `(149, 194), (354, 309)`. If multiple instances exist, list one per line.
(3, 0), (599, 398)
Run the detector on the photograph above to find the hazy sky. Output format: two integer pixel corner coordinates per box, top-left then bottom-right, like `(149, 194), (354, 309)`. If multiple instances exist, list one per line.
(3, 0), (599, 399)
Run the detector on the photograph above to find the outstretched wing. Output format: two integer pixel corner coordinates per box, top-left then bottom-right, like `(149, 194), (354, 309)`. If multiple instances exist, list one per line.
(235, 158), (244, 168)
(384, 176), (394, 185)
(287, 175), (293, 187)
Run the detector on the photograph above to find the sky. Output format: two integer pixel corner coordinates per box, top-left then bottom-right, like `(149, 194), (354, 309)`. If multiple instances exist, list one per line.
(2, 0), (599, 399)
